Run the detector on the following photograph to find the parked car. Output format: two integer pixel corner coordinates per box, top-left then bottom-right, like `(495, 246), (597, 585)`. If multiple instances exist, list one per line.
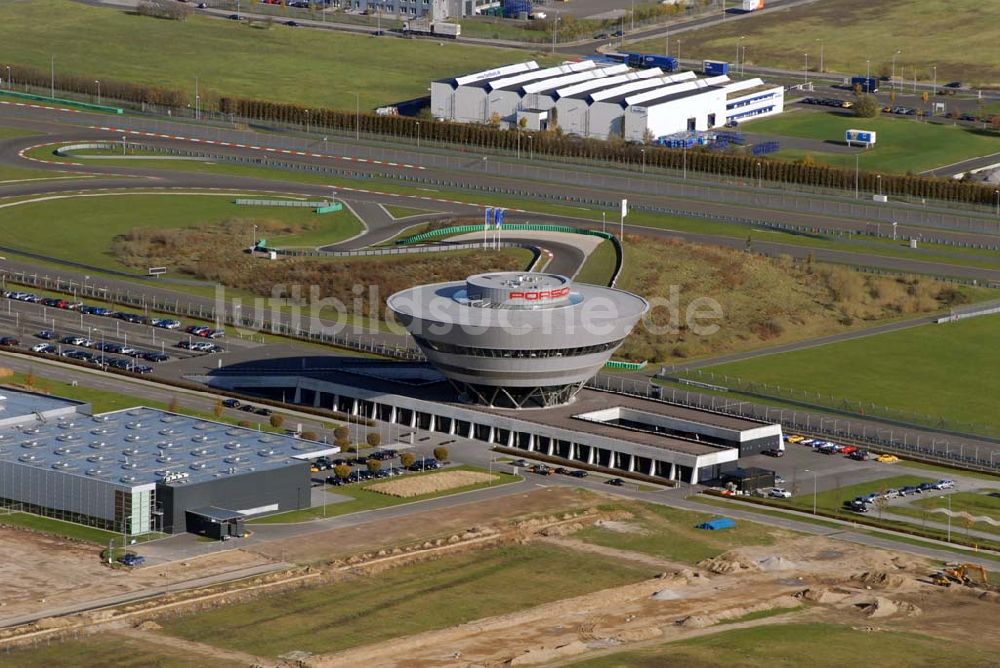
(0, 336), (20, 347)
(36, 330), (56, 340)
(31, 343), (56, 353)
(932, 479), (955, 490)
(222, 398), (241, 408)
(605, 478), (625, 486)
(849, 450), (871, 461)
(569, 470), (589, 478)
(917, 482), (936, 492)
(786, 435), (805, 444)
(762, 448), (784, 457)
(152, 319), (182, 329)
(898, 485), (920, 496)
(838, 445), (858, 455)
(769, 488), (792, 498)
(513, 459), (530, 468)
(239, 404), (256, 413)
(846, 498), (869, 513)
(254, 407), (272, 416)
(876, 454), (900, 464)
(142, 352), (171, 363)
(119, 554), (145, 567)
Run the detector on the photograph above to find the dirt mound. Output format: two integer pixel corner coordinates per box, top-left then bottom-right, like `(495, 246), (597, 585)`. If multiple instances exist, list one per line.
(698, 551), (759, 575)
(507, 641), (590, 666)
(854, 571), (907, 588)
(539, 522), (584, 537)
(798, 587), (849, 604)
(839, 594), (921, 618)
(136, 620), (162, 631)
(757, 556), (798, 572)
(650, 589), (684, 601)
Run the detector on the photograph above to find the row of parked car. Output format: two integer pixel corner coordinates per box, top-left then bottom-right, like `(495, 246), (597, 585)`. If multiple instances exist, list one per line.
(845, 479), (955, 513)
(882, 105), (918, 115)
(2, 290), (223, 337)
(800, 97), (854, 109)
(786, 434), (899, 463)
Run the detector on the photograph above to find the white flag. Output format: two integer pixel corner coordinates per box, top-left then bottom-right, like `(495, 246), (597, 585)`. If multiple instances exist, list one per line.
(621, 199), (628, 218)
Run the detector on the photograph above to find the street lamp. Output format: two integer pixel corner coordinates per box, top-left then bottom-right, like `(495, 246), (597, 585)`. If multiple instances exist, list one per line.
(94, 80), (100, 106)
(415, 120), (420, 148)
(932, 65), (937, 94)
(304, 109), (310, 134)
(803, 52), (808, 85)
(816, 39), (824, 73)
(353, 92), (360, 142)
(756, 161), (761, 188)
(551, 16), (559, 55)
(736, 35), (745, 74)
(4, 66), (10, 90)
(866, 58), (871, 80)
(876, 173), (882, 196)
(994, 189), (999, 218)
(640, 148), (645, 174)
(891, 49), (901, 89)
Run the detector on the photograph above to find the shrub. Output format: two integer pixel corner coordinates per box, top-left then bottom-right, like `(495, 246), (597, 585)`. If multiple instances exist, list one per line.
(213, 400), (224, 419)
(366, 432), (381, 448)
(333, 464), (352, 481)
(366, 459), (382, 473)
(433, 446), (449, 462)
(300, 431), (318, 441)
(269, 414), (285, 429)
(333, 425), (349, 440)
(237, 420), (252, 428)
(400, 452), (416, 468)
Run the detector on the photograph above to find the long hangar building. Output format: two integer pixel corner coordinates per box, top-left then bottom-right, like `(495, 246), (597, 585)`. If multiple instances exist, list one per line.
(431, 59), (784, 140)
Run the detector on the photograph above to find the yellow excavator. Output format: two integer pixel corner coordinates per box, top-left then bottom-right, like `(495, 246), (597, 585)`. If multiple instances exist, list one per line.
(931, 563), (990, 587)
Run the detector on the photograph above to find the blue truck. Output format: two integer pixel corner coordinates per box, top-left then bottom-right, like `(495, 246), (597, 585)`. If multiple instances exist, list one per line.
(851, 76), (879, 93)
(625, 53), (679, 72)
(703, 60), (730, 76)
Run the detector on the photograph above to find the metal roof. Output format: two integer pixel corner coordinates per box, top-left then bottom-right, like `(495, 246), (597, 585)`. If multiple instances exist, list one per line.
(521, 64), (630, 95)
(555, 68), (663, 99)
(587, 72), (698, 104)
(437, 61), (539, 87)
(0, 403), (336, 490)
(188, 506), (245, 522)
(0, 390), (83, 427)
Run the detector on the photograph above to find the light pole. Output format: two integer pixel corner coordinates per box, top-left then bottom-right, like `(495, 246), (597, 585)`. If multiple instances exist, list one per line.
(551, 16), (559, 55)
(50, 54), (55, 98)
(741, 45), (747, 76)
(528, 135), (533, 160)
(415, 120), (420, 148)
(736, 35), (744, 74)
(305, 109), (310, 134)
(4, 66), (10, 90)
(640, 148), (645, 174)
(756, 161), (761, 188)
(866, 58), (871, 80)
(816, 39), (824, 73)
(802, 52), (808, 85)
(677, 39), (681, 62)
(876, 173), (882, 196)
(995, 189), (999, 217)
(932, 65), (937, 95)
(854, 153), (860, 199)
(682, 145), (687, 179)
(95, 80), (101, 106)
(891, 49), (901, 88)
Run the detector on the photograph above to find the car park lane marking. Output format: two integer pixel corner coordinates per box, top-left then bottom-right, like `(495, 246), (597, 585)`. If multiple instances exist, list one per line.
(88, 126), (427, 170)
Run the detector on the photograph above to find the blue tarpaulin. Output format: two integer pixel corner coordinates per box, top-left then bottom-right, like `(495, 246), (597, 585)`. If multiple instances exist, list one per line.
(696, 517), (736, 531)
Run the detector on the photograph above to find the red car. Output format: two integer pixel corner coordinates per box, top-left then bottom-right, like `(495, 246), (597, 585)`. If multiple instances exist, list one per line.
(839, 445), (858, 455)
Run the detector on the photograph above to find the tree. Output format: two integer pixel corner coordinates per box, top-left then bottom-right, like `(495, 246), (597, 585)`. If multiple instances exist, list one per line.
(333, 464), (352, 481)
(24, 370), (36, 388)
(433, 446), (449, 462)
(366, 432), (381, 448)
(335, 436), (349, 451)
(333, 425), (349, 441)
(213, 400), (224, 419)
(269, 414), (285, 429)
(853, 94), (880, 118)
(400, 452), (416, 468)
(167, 396), (180, 413)
(366, 459), (382, 473)
(301, 431), (318, 441)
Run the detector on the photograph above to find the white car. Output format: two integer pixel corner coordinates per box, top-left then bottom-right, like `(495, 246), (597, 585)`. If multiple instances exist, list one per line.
(30, 343), (51, 352)
(933, 479), (955, 490)
(769, 488), (792, 499)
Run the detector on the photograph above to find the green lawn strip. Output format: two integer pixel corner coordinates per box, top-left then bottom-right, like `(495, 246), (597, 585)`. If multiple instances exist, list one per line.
(382, 204), (432, 219)
(738, 111), (1000, 174)
(3, 630), (249, 668)
(0, 511), (122, 545)
(628, 0), (1000, 85)
(159, 542), (652, 657)
(56, 149), (1000, 272)
(566, 623), (998, 667)
(691, 315), (1000, 433)
(0, 0), (553, 111)
(0, 126), (41, 139)
(575, 501), (794, 565)
(574, 239), (618, 286)
(889, 492), (1000, 536)
(897, 460), (1000, 482)
(248, 465), (522, 524)
(688, 495), (844, 530)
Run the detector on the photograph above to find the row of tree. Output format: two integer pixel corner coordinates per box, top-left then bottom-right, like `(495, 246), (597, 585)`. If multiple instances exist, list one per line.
(218, 95), (999, 205)
(7, 64), (187, 107)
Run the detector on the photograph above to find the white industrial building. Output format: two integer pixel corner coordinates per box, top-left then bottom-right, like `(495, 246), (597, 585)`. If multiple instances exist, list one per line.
(432, 61), (784, 141)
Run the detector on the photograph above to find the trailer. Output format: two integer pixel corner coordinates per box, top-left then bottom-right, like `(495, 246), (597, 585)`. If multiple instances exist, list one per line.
(851, 76), (879, 93)
(703, 60), (730, 76)
(625, 53), (679, 72)
(741, 0), (765, 11)
(845, 129), (876, 147)
(403, 20), (461, 39)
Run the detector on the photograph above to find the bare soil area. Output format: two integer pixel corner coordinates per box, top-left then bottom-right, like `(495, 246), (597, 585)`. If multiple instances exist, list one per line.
(367, 470), (498, 498)
(307, 534), (1000, 667)
(0, 527), (273, 626)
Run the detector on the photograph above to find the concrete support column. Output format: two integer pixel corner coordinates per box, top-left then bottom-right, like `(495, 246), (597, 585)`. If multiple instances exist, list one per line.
(410, 411), (417, 428)
(647, 458), (655, 476)
(690, 467), (699, 485)
(312, 391), (321, 408)
(449, 419), (456, 435)
(587, 446), (596, 465)
(351, 399), (359, 416)
(485, 425), (494, 443)
(546, 439), (555, 456)
(428, 414), (436, 432)
(389, 405), (397, 424)
(525, 433), (534, 451)
(507, 431), (515, 447)
(627, 455), (635, 472)
(669, 462), (677, 481)
(292, 386), (302, 404)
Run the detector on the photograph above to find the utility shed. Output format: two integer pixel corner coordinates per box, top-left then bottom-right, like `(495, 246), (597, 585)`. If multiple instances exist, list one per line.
(719, 467), (776, 492)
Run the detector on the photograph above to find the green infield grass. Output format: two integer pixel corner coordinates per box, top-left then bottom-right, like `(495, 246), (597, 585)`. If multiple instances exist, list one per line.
(2, 631), (248, 668)
(0, 193), (363, 272)
(0, 0), (549, 111)
(740, 110), (1000, 173)
(628, 0), (1000, 86)
(566, 623), (998, 667)
(159, 542), (652, 657)
(574, 239), (618, 286)
(688, 314), (1000, 432)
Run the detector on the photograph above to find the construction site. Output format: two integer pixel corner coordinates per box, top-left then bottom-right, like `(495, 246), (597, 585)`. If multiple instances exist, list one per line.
(1, 485), (997, 667)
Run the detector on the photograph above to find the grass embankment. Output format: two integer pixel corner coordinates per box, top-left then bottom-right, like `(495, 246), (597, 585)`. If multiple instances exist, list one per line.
(574, 239), (618, 285)
(575, 502), (796, 564)
(250, 466), (522, 524)
(629, 0), (1000, 86)
(889, 491), (1000, 536)
(159, 543), (652, 657)
(0, 193), (364, 272)
(0, 0), (549, 110)
(690, 314), (1000, 433)
(613, 235), (983, 363)
(3, 631), (249, 668)
(567, 623), (999, 667)
(741, 110), (1000, 173)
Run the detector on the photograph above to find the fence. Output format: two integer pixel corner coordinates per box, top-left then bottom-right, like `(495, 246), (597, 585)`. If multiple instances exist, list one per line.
(584, 374), (1000, 473)
(235, 199), (331, 208)
(664, 368), (1000, 441)
(396, 223), (616, 245)
(0, 88), (123, 114)
(935, 298), (1000, 323)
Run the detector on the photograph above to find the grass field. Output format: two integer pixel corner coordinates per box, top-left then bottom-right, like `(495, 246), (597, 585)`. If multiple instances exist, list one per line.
(567, 623), (998, 667)
(574, 239), (618, 286)
(889, 491), (1000, 535)
(629, 0), (1000, 86)
(741, 110), (1000, 173)
(692, 314), (1000, 432)
(159, 542), (653, 657)
(0, 511), (120, 544)
(249, 466), (521, 524)
(0, 0), (548, 110)
(0, 193), (364, 272)
(4, 631), (248, 668)
(575, 502), (793, 564)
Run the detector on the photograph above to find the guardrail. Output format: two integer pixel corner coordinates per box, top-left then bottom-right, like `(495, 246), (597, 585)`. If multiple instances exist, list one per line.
(603, 360), (647, 371)
(235, 199), (331, 208)
(395, 223), (616, 245)
(0, 88), (123, 114)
